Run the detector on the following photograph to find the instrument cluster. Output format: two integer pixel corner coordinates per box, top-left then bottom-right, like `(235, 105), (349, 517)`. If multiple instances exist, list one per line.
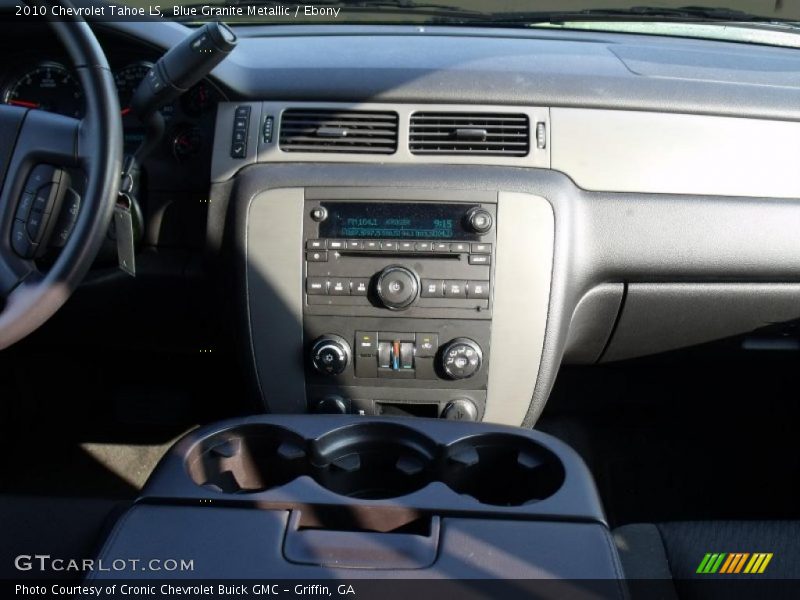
(1, 58), (225, 161)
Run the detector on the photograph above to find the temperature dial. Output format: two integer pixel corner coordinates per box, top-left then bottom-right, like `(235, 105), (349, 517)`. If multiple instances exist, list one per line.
(310, 335), (352, 376)
(440, 338), (483, 380)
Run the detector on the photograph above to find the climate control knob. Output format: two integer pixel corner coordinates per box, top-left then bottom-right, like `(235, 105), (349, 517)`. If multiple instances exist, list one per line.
(375, 265), (419, 310)
(442, 398), (479, 421)
(310, 335), (351, 376)
(440, 338), (483, 380)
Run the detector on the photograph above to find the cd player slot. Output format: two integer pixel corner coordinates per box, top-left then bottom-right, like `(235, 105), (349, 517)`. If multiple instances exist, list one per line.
(337, 251), (461, 259)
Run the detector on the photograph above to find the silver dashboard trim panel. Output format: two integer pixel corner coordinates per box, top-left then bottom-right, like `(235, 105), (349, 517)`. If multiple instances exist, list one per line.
(551, 108), (800, 198)
(246, 187), (307, 413)
(483, 192), (554, 425)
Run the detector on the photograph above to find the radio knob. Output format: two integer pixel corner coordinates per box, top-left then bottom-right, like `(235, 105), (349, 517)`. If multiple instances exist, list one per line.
(440, 338), (483, 380)
(310, 335), (351, 376)
(465, 207), (493, 234)
(376, 266), (419, 310)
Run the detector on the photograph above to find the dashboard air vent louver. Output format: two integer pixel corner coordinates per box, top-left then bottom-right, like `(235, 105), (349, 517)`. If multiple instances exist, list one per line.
(280, 109), (398, 154)
(409, 112), (529, 156)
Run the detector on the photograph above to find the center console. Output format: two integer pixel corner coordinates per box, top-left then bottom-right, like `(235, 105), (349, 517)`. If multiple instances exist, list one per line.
(89, 415), (626, 592)
(303, 191), (496, 420)
(244, 186), (554, 426)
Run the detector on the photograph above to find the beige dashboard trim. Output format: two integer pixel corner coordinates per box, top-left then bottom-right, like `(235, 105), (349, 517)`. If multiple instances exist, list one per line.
(483, 192), (554, 426)
(246, 188), (307, 413)
(551, 108), (800, 198)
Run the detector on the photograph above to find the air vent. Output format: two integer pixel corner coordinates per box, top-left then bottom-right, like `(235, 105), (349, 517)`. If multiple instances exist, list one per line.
(280, 109), (398, 154)
(410, 112), (529, 156)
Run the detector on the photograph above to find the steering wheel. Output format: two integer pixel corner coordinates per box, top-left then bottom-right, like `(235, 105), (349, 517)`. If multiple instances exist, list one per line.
(0, 11), (122, 349)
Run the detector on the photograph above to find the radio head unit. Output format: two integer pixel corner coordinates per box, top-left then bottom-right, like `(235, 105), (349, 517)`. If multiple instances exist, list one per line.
(304, 199), (496, 315)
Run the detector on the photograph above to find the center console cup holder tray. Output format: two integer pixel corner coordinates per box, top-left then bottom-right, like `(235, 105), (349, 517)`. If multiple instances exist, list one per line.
(186, 424), (308, 493)
(310, 423), (438, 499)
(147, 415), (605, 523)
(442, 433), (565, 506)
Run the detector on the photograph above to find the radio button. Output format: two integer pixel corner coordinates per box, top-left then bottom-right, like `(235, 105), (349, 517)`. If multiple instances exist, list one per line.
(351, 278), (370, 296)
(306, 239), (325, 250)
(468, 280), (490, 299)
(364, 240), (380, 251)
(415, 241), (432, 252)
(450, 242), (469, 253)
(306, 251), (328, 262)
(381, 240), (398, 251)
(306, 277), (328, 295)
(329, 279), (351, 296)
(468, 254), (491, 266)
(434, 242), (450, 252)
(327, 240), (346, 250)
(444, 280), (467, 298)
(346, 240), (363, 250)
(471, 243), (492, 254)
(398, 241), (415, 252)
(421, 279), (444, 297)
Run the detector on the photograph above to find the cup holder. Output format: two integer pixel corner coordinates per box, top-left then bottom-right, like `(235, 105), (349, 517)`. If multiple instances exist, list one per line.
(182, 421), (567, 509)
(186, 424), (308, 493)
(442, 433), (565, 506)
(310, 423), (438, 500)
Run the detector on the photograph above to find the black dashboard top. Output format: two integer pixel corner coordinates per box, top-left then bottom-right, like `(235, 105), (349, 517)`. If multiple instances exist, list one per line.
(107, 22), (800, 121)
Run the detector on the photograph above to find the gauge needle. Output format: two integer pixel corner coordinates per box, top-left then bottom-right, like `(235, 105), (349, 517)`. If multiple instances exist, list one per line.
(121, 107), (132, 116)
(8, 99), (40, 109)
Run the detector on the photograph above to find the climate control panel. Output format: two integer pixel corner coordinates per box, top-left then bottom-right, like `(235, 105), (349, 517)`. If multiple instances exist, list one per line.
(310, 332), (484, 381)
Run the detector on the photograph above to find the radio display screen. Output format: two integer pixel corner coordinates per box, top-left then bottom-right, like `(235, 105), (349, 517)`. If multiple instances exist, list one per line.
(319, 202), (479, 240)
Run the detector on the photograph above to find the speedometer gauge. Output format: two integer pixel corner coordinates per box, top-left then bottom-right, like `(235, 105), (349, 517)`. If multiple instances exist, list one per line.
(114, 62), (174, 120)
(114, 61), (152, 116)
(3, 62), (84, 118)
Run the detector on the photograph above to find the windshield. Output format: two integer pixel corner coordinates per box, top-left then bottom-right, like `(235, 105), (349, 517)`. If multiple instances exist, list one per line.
(125, 0), (799, 23)
(85, 1), (800, 46)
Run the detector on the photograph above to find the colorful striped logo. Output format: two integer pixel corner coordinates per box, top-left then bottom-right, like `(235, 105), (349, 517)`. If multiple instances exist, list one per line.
(696, 553), (773, 574)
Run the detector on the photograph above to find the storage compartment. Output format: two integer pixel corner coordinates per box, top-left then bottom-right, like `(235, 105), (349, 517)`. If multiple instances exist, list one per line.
(309, 422), (438, 499)
(186, 424), (308, 493)
(442, 433), (565, 506)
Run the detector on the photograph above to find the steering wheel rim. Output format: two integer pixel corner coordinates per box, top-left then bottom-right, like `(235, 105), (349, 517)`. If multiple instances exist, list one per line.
(0, 11), (122, 349)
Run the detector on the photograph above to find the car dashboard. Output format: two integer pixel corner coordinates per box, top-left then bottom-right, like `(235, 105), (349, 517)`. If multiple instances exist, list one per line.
(5, 18), (800, 428)
(3, 14), (800, 593)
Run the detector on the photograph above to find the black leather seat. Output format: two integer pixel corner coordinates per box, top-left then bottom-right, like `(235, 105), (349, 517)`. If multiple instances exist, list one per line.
(0, 495), (125, 580)
(614, 521), (800, 600)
